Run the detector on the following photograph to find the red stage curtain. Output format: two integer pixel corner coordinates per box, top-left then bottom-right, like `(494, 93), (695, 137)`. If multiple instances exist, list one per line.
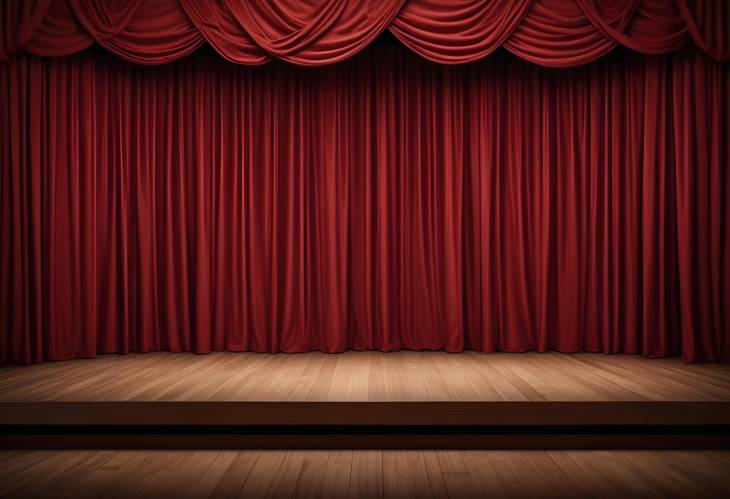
(1, 45), (728, 364)
(672, 50), (730, 363)
(2, 0), (728, 65)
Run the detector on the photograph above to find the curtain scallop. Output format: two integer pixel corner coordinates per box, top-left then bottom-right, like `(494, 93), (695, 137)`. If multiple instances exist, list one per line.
(1, 45), (728, 364)
(1, 0), (728, 66)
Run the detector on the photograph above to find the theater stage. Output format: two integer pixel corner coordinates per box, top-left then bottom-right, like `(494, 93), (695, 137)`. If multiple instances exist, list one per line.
(1, 351), (729, 449)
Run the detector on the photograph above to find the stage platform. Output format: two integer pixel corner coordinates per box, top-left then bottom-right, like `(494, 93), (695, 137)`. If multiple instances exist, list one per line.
(1, 351), (729, 449)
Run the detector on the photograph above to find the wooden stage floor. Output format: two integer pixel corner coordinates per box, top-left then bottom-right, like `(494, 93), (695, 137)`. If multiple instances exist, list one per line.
(1, 351), (729, 450)
(2, 351), (729, 402)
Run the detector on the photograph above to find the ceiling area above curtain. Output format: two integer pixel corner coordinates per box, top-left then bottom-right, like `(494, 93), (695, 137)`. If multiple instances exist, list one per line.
(1, 0), (728, 66)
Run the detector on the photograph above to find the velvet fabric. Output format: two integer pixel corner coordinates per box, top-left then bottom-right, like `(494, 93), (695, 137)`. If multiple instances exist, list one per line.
(1, 0), (728, 66)
(1, 44), (728, 364)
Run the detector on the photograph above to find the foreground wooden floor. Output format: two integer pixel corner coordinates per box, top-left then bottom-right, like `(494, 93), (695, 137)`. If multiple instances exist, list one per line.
(1, 351), (729, 401)
(0, 450), (728, 498)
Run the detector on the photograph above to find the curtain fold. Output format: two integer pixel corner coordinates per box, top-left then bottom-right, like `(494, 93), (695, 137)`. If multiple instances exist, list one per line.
(1, 0), (728, 66)
(502, 0), (617, 67)
(221, 0), (406, 65)
(2, 45), (728, 364)
(0, 0), (51, 61)
(68, 0), (146, 41)
(676, 0), (729, 61)
(179, 0), (268, 64)
(388, 0), (533, 64)
(95, 0), (205, 64)
(20, 0), (94, 57)
(576, 0), (688, 55)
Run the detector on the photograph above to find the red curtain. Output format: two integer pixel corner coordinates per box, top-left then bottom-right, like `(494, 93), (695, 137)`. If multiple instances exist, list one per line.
(1, 44), (728, 364)
(2, 1), (729, 66)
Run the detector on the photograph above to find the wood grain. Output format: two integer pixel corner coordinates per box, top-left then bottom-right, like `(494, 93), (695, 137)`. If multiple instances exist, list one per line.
(0, 450), (728, 498)
(2, 351), (729, 402)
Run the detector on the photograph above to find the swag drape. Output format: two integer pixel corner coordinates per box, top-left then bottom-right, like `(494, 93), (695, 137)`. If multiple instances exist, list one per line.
(1, 44), (728, 364)
(1, 1), (728, 66)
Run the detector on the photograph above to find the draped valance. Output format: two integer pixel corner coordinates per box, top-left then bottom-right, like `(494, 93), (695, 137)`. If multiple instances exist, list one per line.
(1, 0), (728, 67)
